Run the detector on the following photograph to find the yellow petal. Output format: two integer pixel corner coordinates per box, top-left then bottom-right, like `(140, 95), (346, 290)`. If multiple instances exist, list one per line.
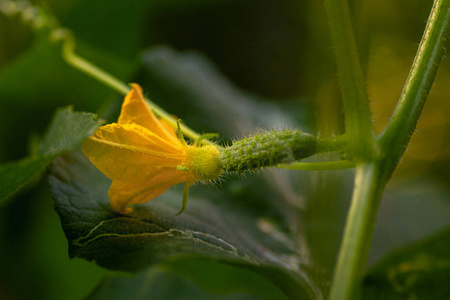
(81, 123), (183, 184)
(159, 118), (178, 138)
(108, 169), (194, 213)
(118, 84), (179, 144)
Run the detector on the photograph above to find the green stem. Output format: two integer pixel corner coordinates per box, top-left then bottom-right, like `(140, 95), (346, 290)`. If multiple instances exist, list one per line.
(324, 0), (376, 160)
(380, 0), (450, 175)
(279, 160), (354, 171)
(316, 134), (348, 153)
(329, 163), (384, 300)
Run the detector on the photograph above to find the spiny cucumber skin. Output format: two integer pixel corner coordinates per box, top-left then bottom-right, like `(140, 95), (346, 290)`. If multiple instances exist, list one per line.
(219, 130), (317, 172)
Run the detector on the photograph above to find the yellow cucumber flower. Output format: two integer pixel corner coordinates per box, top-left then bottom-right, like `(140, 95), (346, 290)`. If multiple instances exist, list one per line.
(81, 84), (222, 215)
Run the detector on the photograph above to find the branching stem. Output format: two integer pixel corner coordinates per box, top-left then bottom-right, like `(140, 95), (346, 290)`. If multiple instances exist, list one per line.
(328, 1), (450, 299)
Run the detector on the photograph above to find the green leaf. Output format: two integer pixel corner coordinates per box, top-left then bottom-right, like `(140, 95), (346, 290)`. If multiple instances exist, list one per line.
(87, 260), (284, 300)
(50, 148), (318, 299)
(51, 47), (323, 299)
(38, 106), (102, 156)
(363, 226), (450, 299)
(0, 106), (101, 204)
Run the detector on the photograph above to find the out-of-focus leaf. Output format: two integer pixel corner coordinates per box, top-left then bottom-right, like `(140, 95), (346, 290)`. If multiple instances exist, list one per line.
(0, 178), (113, 300)
(361, 178), (450, 299)
(162, 259), (288, 299)
(87, 261), (282, 300)
(0, 35), (131, 110)
(0, 35), (131, 161)
(62, 0), (151, 58)
(0, 156), (52, 205)
(370, 178), (450, 265)
(0, 106), (101, 204)
(50, 148), (319, 299)
(140, 46), (311, 138)
(363, 226), (450, 299)
(146, 1), (308, 98)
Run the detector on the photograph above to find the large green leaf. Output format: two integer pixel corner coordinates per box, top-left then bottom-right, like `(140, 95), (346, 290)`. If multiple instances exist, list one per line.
(363, 226), (450, 299)
(51, 47), (323, 299)
(0, 106), (101, 204)
(50, 149), (318, 299)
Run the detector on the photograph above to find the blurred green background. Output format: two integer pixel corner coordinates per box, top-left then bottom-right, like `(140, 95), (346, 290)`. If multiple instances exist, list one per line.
(1, 0), (450, 299)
